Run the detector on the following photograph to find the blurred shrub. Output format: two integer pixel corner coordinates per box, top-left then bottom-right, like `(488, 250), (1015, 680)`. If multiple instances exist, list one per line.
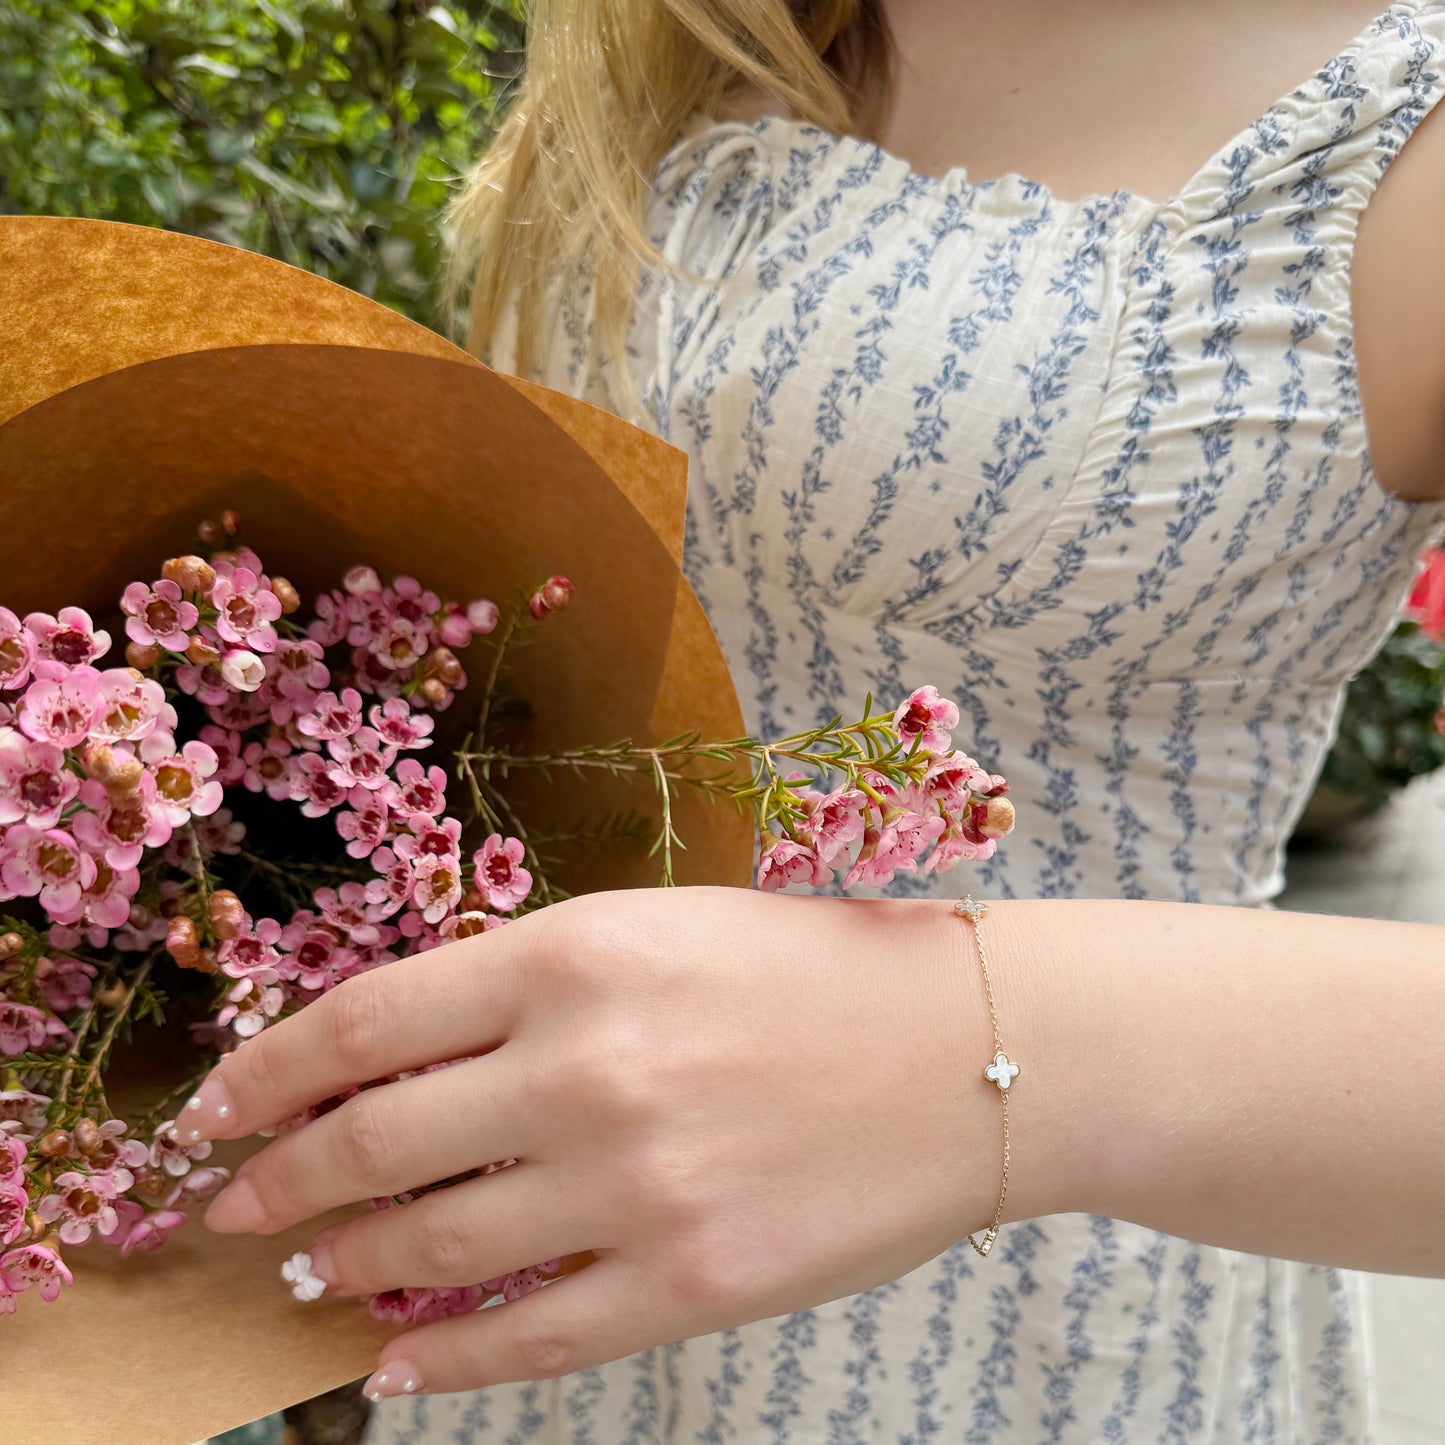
(0, 0), (524, 324)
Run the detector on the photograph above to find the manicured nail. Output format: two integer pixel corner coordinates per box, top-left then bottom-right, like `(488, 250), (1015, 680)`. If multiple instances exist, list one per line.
(306, 1238), (340, 1292)
(363, 1360), (424, 1400)
(204, 1176), (266, 1233)
(179, 1073), (236, 1143)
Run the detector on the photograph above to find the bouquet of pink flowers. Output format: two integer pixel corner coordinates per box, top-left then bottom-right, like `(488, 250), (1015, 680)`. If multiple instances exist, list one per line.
(0, 512), (1013, 1325)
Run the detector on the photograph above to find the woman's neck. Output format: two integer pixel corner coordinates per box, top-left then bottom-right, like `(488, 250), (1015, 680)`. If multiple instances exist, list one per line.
(722, 0), (1393, 201)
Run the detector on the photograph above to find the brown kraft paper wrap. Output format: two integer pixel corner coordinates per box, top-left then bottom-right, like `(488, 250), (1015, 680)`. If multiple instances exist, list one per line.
(0, 218), (752, 1444)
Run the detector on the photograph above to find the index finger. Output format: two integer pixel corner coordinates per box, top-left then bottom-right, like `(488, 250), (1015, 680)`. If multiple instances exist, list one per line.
(175, 919), (529, 1145)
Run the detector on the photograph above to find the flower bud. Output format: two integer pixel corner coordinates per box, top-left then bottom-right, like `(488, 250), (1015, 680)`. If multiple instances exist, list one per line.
(162, 555), (217, 594)
(35, 1130), (73, 1159)
(0, 932), (23, 963)
(467, 599), (500, 634)
(165, 916), (201, 970)
(94, 979), (128, 1008)
(419, 677), (448, 707)
(424, 646), (464, 689)
(186, 634), (222, 668)
(84, 743), (145, 797)
(978, 795), (1016, 840)
(219, 649), (265, 693)
(527, 575), (574, 621)
(125, 640), (162, 671)
(197, 519), (224, 546)
(344, 565), (381, 597)
(270, 576), (301, 615)
(207, 890), (245, 942)
(219, 510), (240, 537)
(73, 1119), (102, 1158)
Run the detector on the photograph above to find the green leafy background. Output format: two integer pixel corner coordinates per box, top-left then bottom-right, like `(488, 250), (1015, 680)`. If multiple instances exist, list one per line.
(0, 0), (524, 325)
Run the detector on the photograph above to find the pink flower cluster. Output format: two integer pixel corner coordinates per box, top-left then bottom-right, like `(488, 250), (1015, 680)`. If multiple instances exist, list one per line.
(0, 536), (556, 1317)
(756, 687), (1014, 892)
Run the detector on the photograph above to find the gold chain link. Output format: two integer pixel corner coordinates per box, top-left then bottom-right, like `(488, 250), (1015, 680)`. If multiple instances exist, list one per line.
(955, 897), (1013, 1258)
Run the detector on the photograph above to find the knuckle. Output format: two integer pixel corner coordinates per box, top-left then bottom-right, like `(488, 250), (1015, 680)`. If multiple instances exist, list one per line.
(337, 1099), (396, 1186)
(661, 1234), (736, 1313)
(415, 1210), (474, 1280)
(233, 1035), (284, 1111)
(567, 1028), (655, 1124)
(250, 1140), (304, 1219)
(513, 1324), (576, 1379)
(327, 979), (382, 1070)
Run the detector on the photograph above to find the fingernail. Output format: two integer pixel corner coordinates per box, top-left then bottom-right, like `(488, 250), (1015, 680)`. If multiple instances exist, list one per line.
(363, 1360), (425, 1401)
(307, 1238), (341, 1292)
(179, 1073), (236, 1144)
(204, 1176), (266, 1233)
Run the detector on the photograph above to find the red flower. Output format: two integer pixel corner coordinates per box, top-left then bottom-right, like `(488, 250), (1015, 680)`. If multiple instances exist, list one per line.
(1405, 547), (1445, 641)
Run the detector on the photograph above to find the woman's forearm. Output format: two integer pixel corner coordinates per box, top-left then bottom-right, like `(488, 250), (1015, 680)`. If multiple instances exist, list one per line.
(978, 898), (1445, 1275)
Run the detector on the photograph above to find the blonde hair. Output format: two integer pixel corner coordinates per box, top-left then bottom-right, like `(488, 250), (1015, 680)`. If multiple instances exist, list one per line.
(448, 1), (892, 388)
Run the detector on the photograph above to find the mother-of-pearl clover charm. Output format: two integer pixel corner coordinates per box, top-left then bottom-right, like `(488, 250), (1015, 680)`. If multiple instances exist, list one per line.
(984, 1050), (1020, 1090)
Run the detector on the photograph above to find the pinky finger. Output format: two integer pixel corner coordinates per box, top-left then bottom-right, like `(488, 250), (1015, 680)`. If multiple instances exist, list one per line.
(363, 1253), (684, 1399)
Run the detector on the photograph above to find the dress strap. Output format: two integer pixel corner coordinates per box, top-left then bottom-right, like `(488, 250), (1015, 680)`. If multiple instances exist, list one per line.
(1160, 1), (1445, 232)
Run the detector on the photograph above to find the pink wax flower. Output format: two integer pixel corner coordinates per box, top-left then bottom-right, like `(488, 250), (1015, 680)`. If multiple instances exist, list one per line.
(219, 649), (267, 693)
(796, 785), (867, 866)
(407, 850), (464, 925)
(528, 575), (574, 621)
(266, 637), (330, 698)
(278, 918), (362, 993)
(74, 775), (174, 871)
(364, 846), (413, 915)
(308, 589), (350, 647)
(91, 668), (172, 743)
(151, 1120), (213, 1177)
(85, 1120), (149, 1172)
(467, 598), (500, 634)
(289, 753), (352, 820)
(18, 660), (101, 747)
(241, 737), (294, 800)
(312, 881), (389, 947)
(412, 1284), (486, 1324)
(216, 917), (284, 982)
(36, 1168), (130, 1245)
(343, 565), (382, 597)
(36, 956), (97, 1014)
(1406, 546), (1445, 640)
(0, 998), (69, 1057)
(163, 1165), (231, 1210)
(98, 1200), (187, 1258)
(216, 976), (284, 1038)
(383, 758), (449, 819)
(325, 727), (397, 791)
(140, 734), (223, 824)
(472, 834), (532, 913)
(203, 687), (272, 731)
(757, 837), (825, 892)
(0, 1242), (73, 1302)
(210, 566), (282, 652)
(0, 1137), (27, 1184)
(121, 580), (198, 652)
(1, 825), (98, 916)
(58, 858), (141, 932)
(198, 725), (246, 787)
(921, 751), (995, 807)
(0, 608), (37, 691)
(188, 806), (246, 859)
(921, 820), (995, 875)
(892, 685), (960, 755)
(0, 1089), (50, 1134)
(297, 687), (365, 742)
(0, 733), (79, 828)
(370, 615), (430, 672)
(369, 697), (434, 749)
(0, 1182), (25, 1248)
(24, 607), (111, 668)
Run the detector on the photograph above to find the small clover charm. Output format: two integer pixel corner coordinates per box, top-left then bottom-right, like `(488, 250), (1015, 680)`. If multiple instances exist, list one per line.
(984, 1050), (1020, 1091)
(954, 896), (989, 923)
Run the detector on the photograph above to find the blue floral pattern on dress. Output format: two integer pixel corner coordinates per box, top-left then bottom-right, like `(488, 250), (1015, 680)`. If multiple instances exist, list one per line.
(371, 5), (1445, 1441)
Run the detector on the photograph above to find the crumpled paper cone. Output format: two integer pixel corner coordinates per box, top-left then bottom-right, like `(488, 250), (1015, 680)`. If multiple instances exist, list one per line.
(0, 218), (751, 1445)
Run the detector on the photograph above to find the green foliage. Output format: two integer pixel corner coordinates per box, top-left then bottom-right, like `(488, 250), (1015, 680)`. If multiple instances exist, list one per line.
(1321, 621), (1445, 809)
(0, 0), (525, 324)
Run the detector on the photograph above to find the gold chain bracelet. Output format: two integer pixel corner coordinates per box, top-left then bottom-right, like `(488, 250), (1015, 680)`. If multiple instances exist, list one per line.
(954, 896), (1017, 1258)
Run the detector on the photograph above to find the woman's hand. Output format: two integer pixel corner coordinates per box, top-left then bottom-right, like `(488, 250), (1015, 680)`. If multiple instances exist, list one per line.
(178, 886), (1028, 1400)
